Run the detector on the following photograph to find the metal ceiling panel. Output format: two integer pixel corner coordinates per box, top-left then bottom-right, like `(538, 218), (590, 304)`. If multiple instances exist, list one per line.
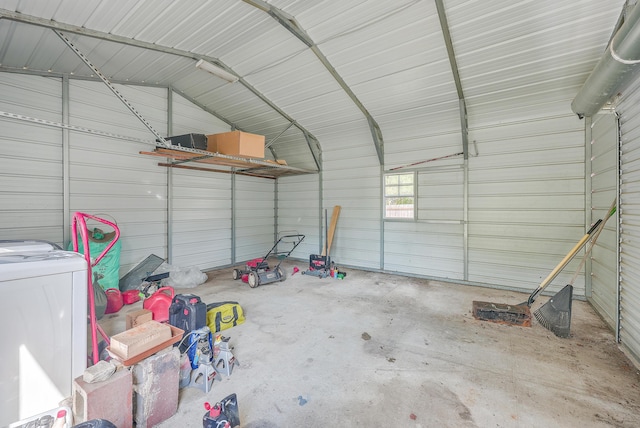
(82, 0), (142, 32)
(128, 0), (217, 44)
(5, 0), (60, 17)
(246, 49), (342, 107)
(0, 22), (58, 69)
(0, 0), (631, 172)
(445, 0), (626, 112)
(277, 0), (413, 44)
(286, 0), (460, 165)
(245, 48), (364, 129)
(107, 0), (181, 39)
(317, 1), (453, 102)
(174, 68), (234, 95)
(194, 83), (268, 118)
(221, 28), (306, 77)
(51, 0), (105, 26)
(168, 2), (261, 54)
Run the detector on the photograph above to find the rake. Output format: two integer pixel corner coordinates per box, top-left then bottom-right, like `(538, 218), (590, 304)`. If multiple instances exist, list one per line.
(473, 199), (616, 334)
(534, 199), (617, 337)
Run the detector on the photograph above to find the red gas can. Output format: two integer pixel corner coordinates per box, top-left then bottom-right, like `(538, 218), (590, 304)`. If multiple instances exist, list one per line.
(104, 288), (124, 314)
(122, 289), (141, 305)
(143, 286), (174, 322)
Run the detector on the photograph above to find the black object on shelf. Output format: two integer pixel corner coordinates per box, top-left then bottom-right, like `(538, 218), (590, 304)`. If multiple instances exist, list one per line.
(163, 133), (208, 150)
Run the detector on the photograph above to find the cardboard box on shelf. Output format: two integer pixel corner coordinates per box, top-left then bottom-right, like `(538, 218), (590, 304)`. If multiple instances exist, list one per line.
(206, 134), (218, 153)
(110, 320), (172, 360)
(206, 130), (265, 158)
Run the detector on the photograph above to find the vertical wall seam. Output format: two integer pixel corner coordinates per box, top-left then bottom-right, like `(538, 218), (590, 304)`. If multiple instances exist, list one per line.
(231, 171), (236, 264)
(62, 75), (70, 246)
(463, 158), (469, 281)
(585, 115), (593, 297)
(275, 178), (279, 250)
(380, 165), (385, 270)
(616, 112), (622, 343)
(167, 87), (173, 263)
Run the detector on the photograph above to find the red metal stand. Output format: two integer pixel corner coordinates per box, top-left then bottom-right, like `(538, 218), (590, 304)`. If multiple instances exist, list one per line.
(72, 212), (120, 366)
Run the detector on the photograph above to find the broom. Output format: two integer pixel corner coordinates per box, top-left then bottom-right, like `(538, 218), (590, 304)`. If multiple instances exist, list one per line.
(534, 198), (617, 338)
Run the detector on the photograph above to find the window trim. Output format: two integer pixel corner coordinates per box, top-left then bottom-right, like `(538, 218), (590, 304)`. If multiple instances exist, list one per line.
(383, 171), (416, 220)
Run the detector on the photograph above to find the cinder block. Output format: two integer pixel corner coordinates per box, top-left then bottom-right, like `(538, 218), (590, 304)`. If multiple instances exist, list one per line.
(132, 347), (180, 428)
(72, 368), (132, 428)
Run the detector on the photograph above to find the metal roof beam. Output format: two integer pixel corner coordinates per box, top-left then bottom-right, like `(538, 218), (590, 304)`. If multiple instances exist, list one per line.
(435, 0), (469, 159)
(0, 8), (320, 164)
(243, 0), (385, 165)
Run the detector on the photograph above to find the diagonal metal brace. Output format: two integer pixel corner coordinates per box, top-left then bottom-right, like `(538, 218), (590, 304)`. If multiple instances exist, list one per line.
(54, 30), (169, 146)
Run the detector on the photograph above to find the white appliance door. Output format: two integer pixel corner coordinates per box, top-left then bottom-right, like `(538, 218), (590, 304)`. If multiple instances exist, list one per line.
(0, 247), (87, 426)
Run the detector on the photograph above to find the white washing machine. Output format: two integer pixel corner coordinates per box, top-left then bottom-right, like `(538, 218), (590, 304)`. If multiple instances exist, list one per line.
(0, 240), (88, 426)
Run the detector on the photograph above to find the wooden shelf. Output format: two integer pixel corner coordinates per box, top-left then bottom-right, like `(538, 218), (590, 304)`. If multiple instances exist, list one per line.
(141, 145), (317, 179)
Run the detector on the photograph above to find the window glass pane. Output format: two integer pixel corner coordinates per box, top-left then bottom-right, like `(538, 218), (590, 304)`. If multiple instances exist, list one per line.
(384, 172), (415, 219)
(385, 175), (399, 185)
(399, 175), (413, 184)
(399, 185), (413, 196)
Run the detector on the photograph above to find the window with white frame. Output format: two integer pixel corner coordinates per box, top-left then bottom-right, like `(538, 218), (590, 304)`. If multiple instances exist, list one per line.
(384, 172), (415, 219)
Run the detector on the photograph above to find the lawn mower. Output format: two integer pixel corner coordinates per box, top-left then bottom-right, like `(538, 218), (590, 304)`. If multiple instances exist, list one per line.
(232, 234), (305, 288)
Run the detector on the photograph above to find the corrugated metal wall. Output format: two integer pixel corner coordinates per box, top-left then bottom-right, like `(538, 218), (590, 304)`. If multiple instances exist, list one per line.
(0, 74), (63, 244)
(588, 112), (619, 330)
(235, 175), (275, 263)
(277, 174), (320, 261)
(384, 166), (464, 279)
(320, 121), (381, 269)
(617, 77), (640, 363)
(170, 93), (233, 270)
(0, 73), (290, 276)
(68, 81), (169, 275)
(467, 102), (586, 294)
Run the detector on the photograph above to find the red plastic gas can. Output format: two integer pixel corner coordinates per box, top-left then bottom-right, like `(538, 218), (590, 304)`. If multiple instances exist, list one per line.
(122, 289), (141, 305)
(143, 286), (174, 322)
(104, 288), (124, 314)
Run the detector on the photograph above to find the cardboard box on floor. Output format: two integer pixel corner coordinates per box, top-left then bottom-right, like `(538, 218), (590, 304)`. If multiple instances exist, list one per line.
(126, 309), (153, 330)
(110, 320), (172, 360)
(206, 130), (265, 158)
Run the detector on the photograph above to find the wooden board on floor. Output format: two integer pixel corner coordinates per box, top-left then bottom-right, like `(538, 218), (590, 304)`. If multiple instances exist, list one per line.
(322, 205), (341, 256)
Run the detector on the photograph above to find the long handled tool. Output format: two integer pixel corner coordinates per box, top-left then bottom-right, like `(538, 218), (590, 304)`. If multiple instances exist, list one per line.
(534, 198), (617, 337)
(472, 218), (603, 327)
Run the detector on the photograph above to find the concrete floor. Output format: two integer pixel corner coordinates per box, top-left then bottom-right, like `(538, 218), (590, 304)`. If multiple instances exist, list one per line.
(101, 260), (640, 428)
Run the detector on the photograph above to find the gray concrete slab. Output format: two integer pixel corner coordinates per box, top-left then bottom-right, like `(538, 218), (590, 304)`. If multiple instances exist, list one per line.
(99, 261), (640, 427)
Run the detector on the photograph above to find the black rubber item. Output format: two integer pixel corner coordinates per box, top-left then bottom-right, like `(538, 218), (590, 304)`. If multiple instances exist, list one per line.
(534, 284), (574, 338)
